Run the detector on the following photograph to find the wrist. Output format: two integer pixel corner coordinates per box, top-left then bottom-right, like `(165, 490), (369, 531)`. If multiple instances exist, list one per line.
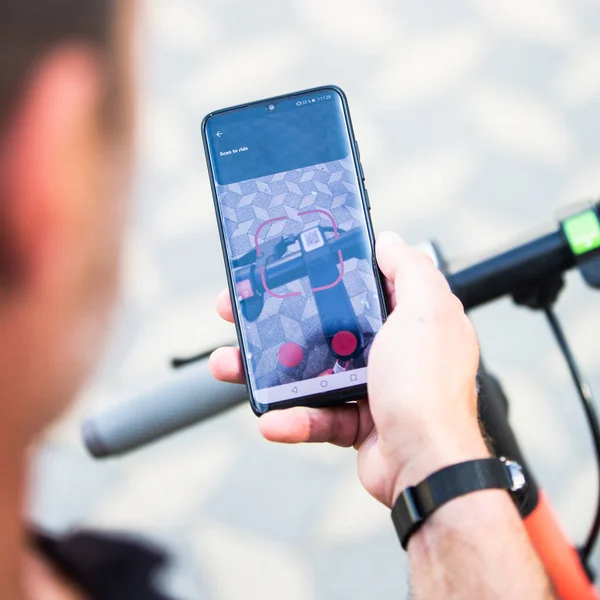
(390, 424), (490, 507)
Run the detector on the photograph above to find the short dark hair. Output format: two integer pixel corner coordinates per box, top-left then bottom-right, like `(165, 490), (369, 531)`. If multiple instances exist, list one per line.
(0, 0), (118, 136)
(0, 0), (119, 289)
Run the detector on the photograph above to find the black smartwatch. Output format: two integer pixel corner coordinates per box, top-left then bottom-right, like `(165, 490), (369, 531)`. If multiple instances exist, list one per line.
(391, 457), (526, 550)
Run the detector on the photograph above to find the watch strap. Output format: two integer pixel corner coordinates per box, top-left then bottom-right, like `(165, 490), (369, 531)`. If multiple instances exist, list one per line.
(391, 458), (523, 550)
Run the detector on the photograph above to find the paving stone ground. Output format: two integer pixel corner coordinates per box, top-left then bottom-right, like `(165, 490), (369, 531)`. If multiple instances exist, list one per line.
(29, 1), (600, 598)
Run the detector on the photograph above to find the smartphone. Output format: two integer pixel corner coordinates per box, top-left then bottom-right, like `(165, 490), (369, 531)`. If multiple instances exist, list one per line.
(203, 86), (387, 415)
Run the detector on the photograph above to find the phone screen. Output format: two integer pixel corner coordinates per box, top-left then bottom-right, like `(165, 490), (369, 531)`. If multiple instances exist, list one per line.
(204, 87), (386, 411)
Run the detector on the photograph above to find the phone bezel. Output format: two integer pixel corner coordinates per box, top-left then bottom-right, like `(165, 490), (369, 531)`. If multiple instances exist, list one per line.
(202, 85), (388, 416)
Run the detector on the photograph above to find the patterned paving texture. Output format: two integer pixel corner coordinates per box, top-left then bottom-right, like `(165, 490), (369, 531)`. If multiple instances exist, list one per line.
(29, 1), (600, 599)
(217, 158), (382, 388)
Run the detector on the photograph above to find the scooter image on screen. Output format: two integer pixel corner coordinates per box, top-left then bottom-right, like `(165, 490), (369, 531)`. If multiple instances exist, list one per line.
(232, 211), (374, 375)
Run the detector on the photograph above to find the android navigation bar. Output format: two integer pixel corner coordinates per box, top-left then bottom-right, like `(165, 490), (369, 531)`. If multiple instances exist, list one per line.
(254, 367), (368, 404)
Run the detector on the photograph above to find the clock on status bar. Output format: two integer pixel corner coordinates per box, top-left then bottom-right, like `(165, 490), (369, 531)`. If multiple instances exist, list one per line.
(296, 94), (333, 107)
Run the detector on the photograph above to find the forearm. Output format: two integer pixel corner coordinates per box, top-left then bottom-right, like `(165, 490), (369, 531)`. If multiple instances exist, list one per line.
(408, 490), (556, 600)
(394, 431), (556, 600)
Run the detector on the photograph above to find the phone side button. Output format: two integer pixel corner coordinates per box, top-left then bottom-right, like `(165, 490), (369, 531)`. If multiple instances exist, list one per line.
(364, 188), (371, 210)
(358, 161), (366, 182)
(355, 140), (361, 161)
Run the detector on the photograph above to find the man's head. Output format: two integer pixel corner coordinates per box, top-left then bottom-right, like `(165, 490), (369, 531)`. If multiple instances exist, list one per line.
(0, 0), (135, 442)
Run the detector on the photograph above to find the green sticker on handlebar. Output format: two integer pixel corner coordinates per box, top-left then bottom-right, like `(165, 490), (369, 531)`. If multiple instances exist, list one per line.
(563, 209), (600, 256)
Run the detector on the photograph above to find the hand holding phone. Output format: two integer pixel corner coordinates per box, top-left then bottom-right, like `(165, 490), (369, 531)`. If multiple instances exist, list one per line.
(211, 232), (484, 510)
(203, 86), (387, 414)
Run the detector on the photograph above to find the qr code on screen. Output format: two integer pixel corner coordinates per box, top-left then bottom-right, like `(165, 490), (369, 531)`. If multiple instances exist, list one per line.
(300, 227), (325, 252)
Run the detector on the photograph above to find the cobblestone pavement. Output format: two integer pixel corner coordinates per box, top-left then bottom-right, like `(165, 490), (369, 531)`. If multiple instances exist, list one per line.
(29, 1), (600, 598)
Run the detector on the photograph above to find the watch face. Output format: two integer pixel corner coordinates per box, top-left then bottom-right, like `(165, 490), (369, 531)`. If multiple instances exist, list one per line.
(499, 458), (531, 517)
(500, 458), (527, 492)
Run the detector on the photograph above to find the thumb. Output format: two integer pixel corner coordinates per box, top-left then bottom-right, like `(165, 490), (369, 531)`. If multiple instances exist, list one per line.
(375, 231), (409, 284)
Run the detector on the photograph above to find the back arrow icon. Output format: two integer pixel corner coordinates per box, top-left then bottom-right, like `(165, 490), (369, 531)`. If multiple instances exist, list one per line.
(216, 131), (223, 138)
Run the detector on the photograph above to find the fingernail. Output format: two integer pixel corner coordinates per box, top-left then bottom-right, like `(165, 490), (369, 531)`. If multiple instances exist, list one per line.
(378, 231), (404, 245)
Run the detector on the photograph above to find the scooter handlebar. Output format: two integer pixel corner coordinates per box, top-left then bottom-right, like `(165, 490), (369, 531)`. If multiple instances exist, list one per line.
(82, 358), (247, 458)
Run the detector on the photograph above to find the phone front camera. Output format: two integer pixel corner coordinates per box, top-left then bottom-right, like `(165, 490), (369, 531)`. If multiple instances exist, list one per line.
(267, 104), (276, 112)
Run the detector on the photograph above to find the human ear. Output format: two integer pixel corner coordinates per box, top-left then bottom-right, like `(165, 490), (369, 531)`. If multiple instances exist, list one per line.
(0, 47), (104, 295)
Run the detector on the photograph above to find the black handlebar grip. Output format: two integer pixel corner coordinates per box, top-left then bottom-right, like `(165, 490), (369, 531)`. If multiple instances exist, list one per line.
(450, 231), (574, 310)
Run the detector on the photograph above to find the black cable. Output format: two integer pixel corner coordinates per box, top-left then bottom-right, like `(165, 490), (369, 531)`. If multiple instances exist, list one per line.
(544, 306), (600, 560)
(171, 348), (217, 369)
